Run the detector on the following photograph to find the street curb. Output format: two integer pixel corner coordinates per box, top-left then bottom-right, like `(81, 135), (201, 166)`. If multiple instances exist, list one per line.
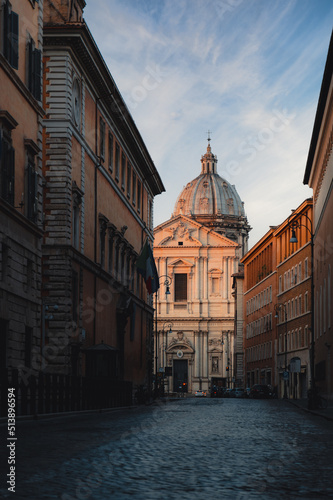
(287, 399), (333, 422)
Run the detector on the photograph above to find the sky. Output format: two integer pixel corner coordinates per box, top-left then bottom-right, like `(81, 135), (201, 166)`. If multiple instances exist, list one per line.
(83, 0), (333, 248)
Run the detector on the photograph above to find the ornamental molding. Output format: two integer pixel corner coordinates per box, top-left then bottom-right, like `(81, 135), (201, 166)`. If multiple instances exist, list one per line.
(166, 331), (194, 353)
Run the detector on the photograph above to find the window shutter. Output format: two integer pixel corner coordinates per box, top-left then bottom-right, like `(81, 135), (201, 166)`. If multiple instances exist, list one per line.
(28, 39), (33, 92)
(1, 139), (9, 200)
(3, 1), (10, 62)
(10, 11), (19, 70)
(33, 170), (38, 219)
(8, 146), (15, 205)
(33, 48), (41, 100)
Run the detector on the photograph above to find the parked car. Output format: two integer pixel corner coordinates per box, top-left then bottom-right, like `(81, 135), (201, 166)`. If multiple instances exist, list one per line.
(223, 388), (233, 398)
(195, 390), (207, 397)
(233, 388), (245, 398)
(249, 384), (273, 399)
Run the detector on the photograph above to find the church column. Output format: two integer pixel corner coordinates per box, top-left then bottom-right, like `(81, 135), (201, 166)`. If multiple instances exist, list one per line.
(225, 257), (229, 299)
(188, 269), (192, 314)
(194, 331), (199, 378)
(204, 257), (208, 299)
(195, 257), (200, 299)
(203, 331), (208, 381)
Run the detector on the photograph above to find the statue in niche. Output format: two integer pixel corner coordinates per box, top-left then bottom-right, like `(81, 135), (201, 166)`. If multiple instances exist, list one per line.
(212, 357), (219, 373)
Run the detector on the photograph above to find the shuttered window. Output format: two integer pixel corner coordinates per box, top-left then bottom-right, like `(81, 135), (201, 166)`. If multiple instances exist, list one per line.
(0, 131), (15, 206)
(115, 143), (120, 180)
(108, 132), (113, 172)
(99, 118), (105, 160)
(27, 38), (41, 101)
(175, 273), (187, 302)
(26, 161), (38, 221)
(121, 153), (126, 190)
(3, 1), (19, 69)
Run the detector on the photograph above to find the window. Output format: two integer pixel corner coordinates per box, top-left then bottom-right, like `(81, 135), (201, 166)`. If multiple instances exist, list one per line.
(115, 241), (120, 279)
(121, 153), (126, 190)
(0, 112), (17, 206)
(108, 225), (116, 274)
(27, 37), (41, 100)
(149, 200), (153, 229)
(212, 277), (219, 294)
(2, 1), (19, 69)
(115, 143), (120, 180)
(175, 273), (187, 301)
(304, 258), (308, 279)
(99, 216), (108, 268)
(72, 182), (83, 250)
(99, 118), (105, 161)
(72, 204), (80, 251)
(127, 163), (131, 198)
(299, 295), (302, 315)
(305, 292), (308, 313)
(0, 243), (9, 282)
(25, 139), (39, 222)
(137, 180), (141, 212)
(108, 132), (113, 172)
(132, 171), (136, 205)
(299, 262), (302, 282)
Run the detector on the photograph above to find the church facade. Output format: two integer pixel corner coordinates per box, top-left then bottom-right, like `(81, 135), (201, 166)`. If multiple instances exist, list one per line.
(153, 140), (250, 394)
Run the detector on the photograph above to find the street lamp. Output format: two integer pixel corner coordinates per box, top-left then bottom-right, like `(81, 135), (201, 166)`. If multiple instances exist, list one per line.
(289, 215), (315, 409)
(274, 303), (288, 399)
(222, 331), (231, 388)
(154, 275), (173, 398)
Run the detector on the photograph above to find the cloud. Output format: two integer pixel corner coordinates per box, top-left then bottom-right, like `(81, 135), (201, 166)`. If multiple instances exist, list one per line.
(83, 0), (333, 248)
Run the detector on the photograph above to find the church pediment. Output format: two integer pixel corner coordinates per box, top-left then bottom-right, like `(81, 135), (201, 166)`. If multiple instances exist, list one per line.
(154, 214), (239, 248)
(169, 258), (193, 269)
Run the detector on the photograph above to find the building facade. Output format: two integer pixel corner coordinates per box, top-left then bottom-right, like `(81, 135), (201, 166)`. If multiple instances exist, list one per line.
(1, 0), (164, 414)
(274, 199), (313, 399)
(154, 140), (250, 394)
(304, 31), (333, 399)
(241, 228), (277, 391)
(0, 0), (43, 374)
(42, 0), (164, 395)
(241, 200), (313, 397)
(232, 264), (245, 387)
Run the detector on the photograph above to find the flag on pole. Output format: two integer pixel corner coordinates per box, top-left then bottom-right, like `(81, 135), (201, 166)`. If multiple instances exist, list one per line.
(136, 239), (160, 295)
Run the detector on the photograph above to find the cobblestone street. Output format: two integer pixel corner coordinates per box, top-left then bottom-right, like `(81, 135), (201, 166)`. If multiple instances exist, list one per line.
(1, 398), (333, 500)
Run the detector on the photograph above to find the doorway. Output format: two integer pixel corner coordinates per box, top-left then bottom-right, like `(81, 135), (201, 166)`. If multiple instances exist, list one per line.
(173, 359), (188, 392)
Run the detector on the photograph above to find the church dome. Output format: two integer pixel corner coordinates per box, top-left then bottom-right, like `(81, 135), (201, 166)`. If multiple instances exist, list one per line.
(173, 140), (245, 218)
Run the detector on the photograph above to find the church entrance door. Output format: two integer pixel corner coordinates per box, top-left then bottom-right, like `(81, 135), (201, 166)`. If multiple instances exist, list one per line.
(173, 359), (188, 393)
